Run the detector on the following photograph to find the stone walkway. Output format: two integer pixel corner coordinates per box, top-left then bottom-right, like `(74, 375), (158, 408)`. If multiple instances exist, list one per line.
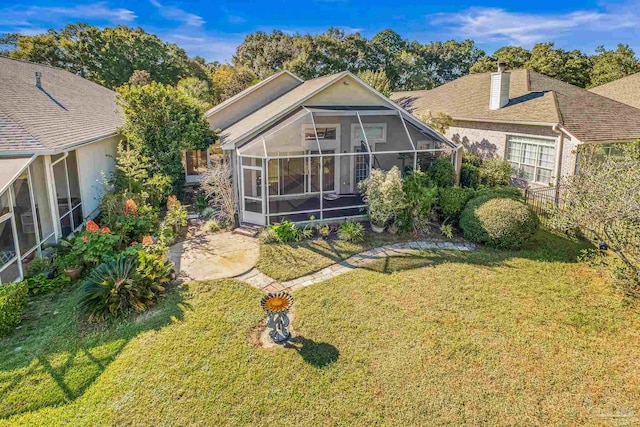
(236, 240), (475, 293)
(168, 231), (260, 281)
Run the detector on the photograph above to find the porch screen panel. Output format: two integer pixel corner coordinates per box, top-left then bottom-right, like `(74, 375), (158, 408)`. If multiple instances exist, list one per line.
(11, 171), (37, 255)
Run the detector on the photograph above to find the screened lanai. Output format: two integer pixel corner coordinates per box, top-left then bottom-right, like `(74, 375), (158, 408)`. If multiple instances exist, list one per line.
(236, 107), (458, 225)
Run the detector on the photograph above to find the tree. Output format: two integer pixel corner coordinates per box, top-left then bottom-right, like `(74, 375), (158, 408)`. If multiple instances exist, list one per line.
(117, 82), (217, 195)
(128, 70), (151, 86)
(416, 110), (452, 135)
(177, 77), (213, 109)
(233, 30), (298, 79)
(551, 141), (640, 296)
(470, 46), (531, 73)
(357, 69), (391, 96)
(589, 44), (640, 87)
(525, 43), (592, 87)
(2, 23), (202, 89)
(210, 65), (257, 104)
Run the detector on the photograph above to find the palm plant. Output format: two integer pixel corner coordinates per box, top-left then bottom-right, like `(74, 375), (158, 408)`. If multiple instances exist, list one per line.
(80, 256), (155, 322)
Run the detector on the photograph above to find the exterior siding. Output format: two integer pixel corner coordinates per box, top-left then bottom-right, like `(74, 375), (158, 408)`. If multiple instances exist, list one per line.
(306, 76), (383, 106)
(76, 134), (119, 219)
(208, 73), (301, 130)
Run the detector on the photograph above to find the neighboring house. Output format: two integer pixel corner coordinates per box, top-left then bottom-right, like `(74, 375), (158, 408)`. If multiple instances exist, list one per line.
(589, 72), (640, 109)
(206, 70), (459, 226)
(0, 57), (124, 283)
(392, 64), (640, 188)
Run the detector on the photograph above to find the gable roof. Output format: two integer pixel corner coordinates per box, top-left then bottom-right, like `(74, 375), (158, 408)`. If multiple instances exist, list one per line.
(219, 71), (453, 148)
(205, 70), (302, 117)
(0, 57), (123, 155)
(392, 69), (640, 143)
(589, 72), (640, 110)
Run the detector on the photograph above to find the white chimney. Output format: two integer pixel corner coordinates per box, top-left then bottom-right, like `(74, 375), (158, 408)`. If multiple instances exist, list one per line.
(489, 62), (510, 110)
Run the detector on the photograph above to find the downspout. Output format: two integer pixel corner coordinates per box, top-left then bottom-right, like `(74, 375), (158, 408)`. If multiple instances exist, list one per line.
(551, 124), (564, 207)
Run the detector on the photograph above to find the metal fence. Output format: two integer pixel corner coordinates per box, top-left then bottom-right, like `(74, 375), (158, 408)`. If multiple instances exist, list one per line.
(524, 185), (561, 226)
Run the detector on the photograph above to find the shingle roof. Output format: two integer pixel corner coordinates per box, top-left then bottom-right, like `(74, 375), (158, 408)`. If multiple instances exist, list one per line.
(0, 57), (123, 153)
(589, 72), (640, 110)
(220, 72), (347, 145)
(392, 69), (640, 143)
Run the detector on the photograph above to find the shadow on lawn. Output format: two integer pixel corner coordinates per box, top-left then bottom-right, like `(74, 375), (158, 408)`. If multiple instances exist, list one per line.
(307, 230), (592, 278)
(0, 282), (190, 419)
(286, 336), (339, 368)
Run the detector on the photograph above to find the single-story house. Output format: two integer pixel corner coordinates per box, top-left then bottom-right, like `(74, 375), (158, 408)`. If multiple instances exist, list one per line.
(0, 57), (124, 283)
(392, 64), (640, 188)
(589, 72), (640, 110)
(203, 70), (459, 226)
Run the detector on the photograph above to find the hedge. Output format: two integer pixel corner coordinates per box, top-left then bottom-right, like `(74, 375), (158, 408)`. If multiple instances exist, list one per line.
(0, 281), (28, 337)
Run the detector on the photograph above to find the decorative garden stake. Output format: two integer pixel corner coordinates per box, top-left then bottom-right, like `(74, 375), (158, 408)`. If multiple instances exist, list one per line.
(261, 292), (294, 344)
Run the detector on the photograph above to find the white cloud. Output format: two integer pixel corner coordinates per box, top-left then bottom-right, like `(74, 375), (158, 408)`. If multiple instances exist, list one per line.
(429, 6), (640, 46)
(166, 33), (240, 62)
(0, 3), (136, 27)
(148, 0), (205, 28)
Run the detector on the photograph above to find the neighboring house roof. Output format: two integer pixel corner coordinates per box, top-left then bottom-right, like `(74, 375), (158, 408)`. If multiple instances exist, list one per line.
(205, 70), (303, 117)
(589, 72), (640, 110)
(0, 57), (123, 154)
(218, 70), (453, 149)
(392, 69), (640, 144)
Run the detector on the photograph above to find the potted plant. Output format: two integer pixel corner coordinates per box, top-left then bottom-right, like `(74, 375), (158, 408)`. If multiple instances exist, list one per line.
(60, 255), (83, 280)
(359, 167), (406, 233)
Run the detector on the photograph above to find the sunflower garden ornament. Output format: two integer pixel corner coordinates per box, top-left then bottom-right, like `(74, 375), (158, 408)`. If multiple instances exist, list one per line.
(261, 292), (294, 344)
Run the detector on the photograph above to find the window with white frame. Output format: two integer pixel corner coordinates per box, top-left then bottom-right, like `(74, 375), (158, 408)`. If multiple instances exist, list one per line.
(352, 123), (387, 143)
(506, 135), (556, 184)
(304, 126), (337, 141)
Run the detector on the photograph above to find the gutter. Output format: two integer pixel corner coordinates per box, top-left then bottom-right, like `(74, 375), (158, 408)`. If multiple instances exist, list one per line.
(0, 131), (120, 158)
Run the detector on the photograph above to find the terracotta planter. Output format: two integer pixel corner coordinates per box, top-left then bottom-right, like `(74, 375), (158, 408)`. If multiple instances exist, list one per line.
(64, 266), (83, 280)
(371, 223), (385, 233)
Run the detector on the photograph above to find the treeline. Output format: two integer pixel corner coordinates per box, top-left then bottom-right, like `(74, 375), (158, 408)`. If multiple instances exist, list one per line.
(0, 24), (256, 106)
(2, 24), (639, 105)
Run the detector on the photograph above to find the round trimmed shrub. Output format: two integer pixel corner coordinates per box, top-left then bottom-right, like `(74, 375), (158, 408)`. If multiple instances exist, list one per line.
(459, 197), (539, 249)
(429, 157), (456, 188)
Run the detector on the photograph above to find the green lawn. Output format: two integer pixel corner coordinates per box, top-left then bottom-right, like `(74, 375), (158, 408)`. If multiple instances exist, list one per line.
(256, 231), (452, 281)
(1, 232), (639, 425)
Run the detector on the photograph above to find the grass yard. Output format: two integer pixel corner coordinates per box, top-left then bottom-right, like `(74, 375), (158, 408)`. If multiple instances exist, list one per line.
(1, 231), (639, 425)
(256, 231), (447, 281)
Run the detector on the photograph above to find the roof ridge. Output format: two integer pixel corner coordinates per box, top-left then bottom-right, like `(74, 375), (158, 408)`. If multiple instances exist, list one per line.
(548, 91), (563, 124)
(589, 71), (640, 89)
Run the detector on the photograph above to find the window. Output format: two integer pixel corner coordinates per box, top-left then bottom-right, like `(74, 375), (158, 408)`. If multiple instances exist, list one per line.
(304, 127), (337, 141)
(185, 150), (209, 176)
(506, 135), (556, 184)
(52, 151), (83, 237)
(354, 148), (369, 186)
(353, 124), (387, 143)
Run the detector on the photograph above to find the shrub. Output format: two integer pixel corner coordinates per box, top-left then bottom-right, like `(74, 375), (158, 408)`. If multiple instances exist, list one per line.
(0, 281), (28, 337)
(203, 219), (220, 233)
(136, 249), (172, 289)
(460, 163), (480, 188)
(429, 157), (456, 188)
(66, 223), (120, 268)
(259, 227), (279, 244)
(438, 187), (476, 224)
(460, 197), (539, 249)
(25, 274), (70, 295)
(399, 170), (437, 232)
(462, 151), (483, 167)
(611, 264), (640, 299)
(200, 160), (236, 227)
(440, 223), (454, 239)
(201, 207), (216, 219)
(26, 257), (55, 278)
(474, 186), (523, 201)
(338, 221), (364, 242)
(164, 195), (188, 233)
(316, 224), (330, 238)
(80, 255), (165, 322)
(479, 158), (512, 187)
(359, 167), (406, 228)
(100, 194), (159, 244)
(265, 220), (312, 243)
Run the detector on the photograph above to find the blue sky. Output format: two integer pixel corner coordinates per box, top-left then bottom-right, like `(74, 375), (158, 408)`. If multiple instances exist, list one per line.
(2, 0), (640, 62)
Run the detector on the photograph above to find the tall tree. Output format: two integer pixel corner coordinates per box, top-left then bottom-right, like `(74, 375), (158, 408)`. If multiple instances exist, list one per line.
(470, 46), (531, 73)
(525, 43), (592, 87)
(357, 69), (391, 96)
(210, 65), (257, 104)
(2, 23), (204, 89)
(589, 44), (640, 87)
(117, 82), (216, 194)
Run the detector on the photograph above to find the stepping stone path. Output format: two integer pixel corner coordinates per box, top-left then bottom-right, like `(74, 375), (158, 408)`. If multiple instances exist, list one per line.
(236, 240), (475, 293)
